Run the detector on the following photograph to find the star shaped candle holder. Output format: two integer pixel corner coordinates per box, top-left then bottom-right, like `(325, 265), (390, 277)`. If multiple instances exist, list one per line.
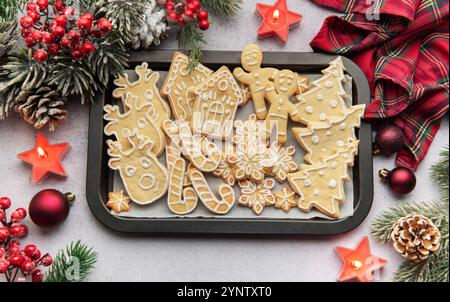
(256, 0), (302, 43)
(17, 132), (70, 183)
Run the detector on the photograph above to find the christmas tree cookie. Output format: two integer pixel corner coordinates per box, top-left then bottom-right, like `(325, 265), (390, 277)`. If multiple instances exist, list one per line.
(292, 104), (365, 164)
(191, 66), (244, 139)
(161, 52), (213, 122)
(294, 57), (349, 125)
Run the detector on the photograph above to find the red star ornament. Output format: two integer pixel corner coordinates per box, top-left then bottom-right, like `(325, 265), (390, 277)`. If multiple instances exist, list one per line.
(256, 0), (302, 43)
(335, 236), (387, 282)
(17, 132), (70, 183)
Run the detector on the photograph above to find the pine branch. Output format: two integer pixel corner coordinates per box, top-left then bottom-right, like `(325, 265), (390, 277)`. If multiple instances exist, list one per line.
(431, 145), (449, 203)
(200, 0), (242, 16)
(0, 20), (18, 58)
(0, 0), (27, 22)
(45, 241), (98, 282)
(178, 22), (206, 69)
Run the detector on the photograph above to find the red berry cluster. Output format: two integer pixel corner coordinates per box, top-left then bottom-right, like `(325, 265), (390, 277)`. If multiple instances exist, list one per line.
(20, 0), (113, 62)
(163, 0), (209, 30)
(0, 197), (52, 282)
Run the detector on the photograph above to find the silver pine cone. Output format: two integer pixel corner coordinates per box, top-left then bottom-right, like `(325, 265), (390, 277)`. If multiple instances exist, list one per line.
(131, 0), (169, 49)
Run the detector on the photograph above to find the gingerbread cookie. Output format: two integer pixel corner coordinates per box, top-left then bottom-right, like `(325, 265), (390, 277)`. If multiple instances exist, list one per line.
(232, 113), (266, 149)
(212, 145), (237, 186)
(296, 73), (309, 95)
(104, 93), (166, 156)
(187, 165), (236, 215)
(292, 105), (365, 164)
(163, 119), (221, 172)
(191, 66), (244, 139)
(161, 52), (213, 122)
(107, 131), (169, 205)
(167, 157), (198, 215)
(294, 57), (349, 125)
(263, 70), (302, 144)
(106, 191), (131, 214)
(238, 82), (252, 105)
(113, 62), (171, 127)
(287, 143), (358, 218)
(238, 179), (276, 215)
(227, 143), (272, 183)
(265, 142), (298, 183)
(233, 44), (278, 119)
(274, 186), (297, 212)
(166, 140), (191, 187)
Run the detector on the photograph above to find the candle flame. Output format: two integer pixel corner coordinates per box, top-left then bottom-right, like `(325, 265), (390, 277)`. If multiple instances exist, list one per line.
(273, 9), (280, 22)
(351, 260), (363, 270)
(37, 147), (47, 159)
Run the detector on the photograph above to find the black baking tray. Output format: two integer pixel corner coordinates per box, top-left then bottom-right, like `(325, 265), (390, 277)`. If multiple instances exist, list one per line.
(86, 50), (373, 235)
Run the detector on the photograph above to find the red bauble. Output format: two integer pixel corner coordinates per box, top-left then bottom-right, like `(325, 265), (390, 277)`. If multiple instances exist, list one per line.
(33, 49), (48, 62)
(379, 167), (416, 194)
(97, 18), (112, 32)
(20, 16), (34, 28)
(81, 41), (95, 55)
(196, 9), (208, 21)
(198, 19), (209, 30)
(374, 125), (406, 156)
(0, 197), (11, 209)
(28, 189), (75, 227)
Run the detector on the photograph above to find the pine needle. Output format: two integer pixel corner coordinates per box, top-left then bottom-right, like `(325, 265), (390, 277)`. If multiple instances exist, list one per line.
(431, 145), (449, 203)
(178, 22), (206, 70)
(0, 0), (27, 22)
(200, 0), (242, 16)
(45, 241), (98, 282)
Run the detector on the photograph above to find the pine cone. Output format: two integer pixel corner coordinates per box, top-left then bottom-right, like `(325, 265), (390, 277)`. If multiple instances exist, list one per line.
(391, 214), (441, 262)
(0, 21), (18, 58)
(15, 87), (67, 131)
(131, 0), (169, 49)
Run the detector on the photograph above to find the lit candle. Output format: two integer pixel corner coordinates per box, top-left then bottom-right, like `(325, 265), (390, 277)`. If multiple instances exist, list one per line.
(256, 0), (302, 43)
(17, 132), (70, 183)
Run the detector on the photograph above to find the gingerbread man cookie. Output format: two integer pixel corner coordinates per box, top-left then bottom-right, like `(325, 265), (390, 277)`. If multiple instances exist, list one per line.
(233, 44), (278, 120)
(161, 52), (213, 122)
(263, 70), (302, 144)
(238, 179), (276, 215)
(107, 131), (169, 205)
(113, 63), (171, 127)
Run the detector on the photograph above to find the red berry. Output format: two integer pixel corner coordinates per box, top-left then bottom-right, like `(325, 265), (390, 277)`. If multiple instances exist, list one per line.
(8, 244), (20, 255)
(97, 18), (112, 32)
(178, 16), (186, 26)
(51, 25), (65, 37)
(81, 13), (94, 23)
(192, 0), (201, 10)
(21, 259), (36, 274)
(25, 36), (37, 47)
(0, 227), (9, 240)
(47, 43), (59, 55)
(0, 197), (11, 209)
(32, 269), (44, 282)
(198, 19), (209, 30)
(9, 240), (20, 247)
(167, 12), (179, 24)
(81, 41), (95, 55)
(0, 247), (5, 258)
(165, 3), (175, 11)
(77, 17), (92, 30)
(24, 244), (38, 257)
(67, 29), (80, 41)
(26, 3), (39, 12)
(54, 15), (67, 26)
(36, 0), (49, 10)
(187, 3), (197, 12)
(41, 254), (53, 266)
(62, 7), (74, 20)
(21, 27), (32, 38)
(70, 48), (83, 59)
(196, 9), (208, 21)
(0, 259), (9, 273)
(9, 224), (28, 237)
(20, 16), (34, 28)
(53, 0), (65, 11)
(91, 27), (102, 38)
(0, 209), (5, 221)
(11, 208), (27, 223)
(183, 9), (195, 21)
(42, 31), (54, 44)
(28, 11), (40, 22)
(60, 36), (70, 48)
(8, 254), (25, 267)
(29, 30), (42, 42)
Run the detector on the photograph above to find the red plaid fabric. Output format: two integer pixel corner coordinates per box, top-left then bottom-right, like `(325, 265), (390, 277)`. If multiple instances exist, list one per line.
(310, 0), (449, 170)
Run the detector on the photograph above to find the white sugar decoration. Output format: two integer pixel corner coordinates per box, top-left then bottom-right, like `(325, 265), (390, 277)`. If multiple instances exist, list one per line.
(306, 106), (314, 114)
(317, 94), (323, 100)
(328, 179), (337, 189)
(319, 171), (325, 176)
(329, 99), (338, 108)
(304, 179), (312, 187)
(336, 140), (344, 147)
(339, 123), (346, 130)
(325, 80), (333, 88)
(311, 135), (320, 144)
(319, 113), (327, 121)
(326, 131), (332, 136)
(313, 189), (320, 196)
(331, 161), (338, 169)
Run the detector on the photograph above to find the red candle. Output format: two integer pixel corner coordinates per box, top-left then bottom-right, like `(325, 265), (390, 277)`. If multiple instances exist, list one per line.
(17, 132), (70, 183)
(256, 0), (302, 43)
(335, 236), (387, 282)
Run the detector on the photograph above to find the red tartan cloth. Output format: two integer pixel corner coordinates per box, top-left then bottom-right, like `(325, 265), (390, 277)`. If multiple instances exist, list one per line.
(310, 0), (449, 170)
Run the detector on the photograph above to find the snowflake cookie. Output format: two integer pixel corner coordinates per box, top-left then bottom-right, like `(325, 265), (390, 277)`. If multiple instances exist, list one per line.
(238, 179), (276, 215)
(274, 186), (297, 212)
(106, 191), (131, 214)
(265, 142), (298, 183)
(227, 144), (272, 183)
(212, 146), (237, 186)
(233, 114), (266, 149)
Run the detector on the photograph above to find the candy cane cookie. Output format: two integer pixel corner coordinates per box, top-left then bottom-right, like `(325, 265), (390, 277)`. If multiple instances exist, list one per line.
(167, 158), (198, 215)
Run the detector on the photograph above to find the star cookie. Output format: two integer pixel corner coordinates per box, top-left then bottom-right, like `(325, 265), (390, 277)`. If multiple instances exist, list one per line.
(274, 186), (297, 212)
(106, 191), (131, 214)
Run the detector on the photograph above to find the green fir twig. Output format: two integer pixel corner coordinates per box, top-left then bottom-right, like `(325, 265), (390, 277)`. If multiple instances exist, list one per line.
(178, 21), (206, 69)
(45, 241), (98, 282)
(431, 145), (449, 203)
(200, 0), (242, 16)
(0, 0), (27, 22)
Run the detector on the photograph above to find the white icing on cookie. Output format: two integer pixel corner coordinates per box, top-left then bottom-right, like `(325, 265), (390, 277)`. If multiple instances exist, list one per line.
(311, 135), (320, 144)
(304, 179), (312, 187)
(306, 106), (314, 114)
(328, 179), (337, 189)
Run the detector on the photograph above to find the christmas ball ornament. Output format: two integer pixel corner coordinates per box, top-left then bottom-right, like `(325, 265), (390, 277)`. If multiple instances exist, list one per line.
(391, 214), (441, 262)
(28, 189), (75, 227)
(33, 49), (48, 62)
(379, 167), (416, 194)
(374, 125), (406, 156)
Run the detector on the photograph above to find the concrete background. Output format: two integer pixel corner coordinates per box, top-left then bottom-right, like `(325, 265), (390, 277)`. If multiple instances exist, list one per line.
(0, 0), (448, 282)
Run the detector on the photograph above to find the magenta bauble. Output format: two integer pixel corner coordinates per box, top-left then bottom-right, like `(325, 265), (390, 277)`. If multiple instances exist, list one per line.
(375, 125), (406, 156)
(379, 167), (416, 194)
(28, 189), (75, 227)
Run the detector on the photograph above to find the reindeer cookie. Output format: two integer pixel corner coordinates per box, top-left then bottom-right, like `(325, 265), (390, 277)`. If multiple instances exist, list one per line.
(113, 63), (171, 127)
(233, 44), (278, 120)
(104, 93), (166, 156)
(187, 165), (236, 215)
(107, 131), (169, 205)
(263, 70), (302, 144)
(161, 52), (213, 122)
(191, 66), (244, 139)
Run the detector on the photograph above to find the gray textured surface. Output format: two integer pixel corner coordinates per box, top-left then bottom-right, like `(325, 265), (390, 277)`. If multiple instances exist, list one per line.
(0, 0), (448, 282)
